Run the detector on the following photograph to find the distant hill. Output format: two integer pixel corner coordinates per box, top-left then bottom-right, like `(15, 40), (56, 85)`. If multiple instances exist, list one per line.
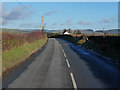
(45, 30), (62, 33)
(106, 29), (120, 34)
(76, 29), (94, 35)
(2, 28), (119, 35)
(95, 29), (119, 35)
(2, 28), (32, 33)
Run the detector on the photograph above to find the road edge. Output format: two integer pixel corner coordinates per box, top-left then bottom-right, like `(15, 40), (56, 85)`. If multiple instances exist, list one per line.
(2, 38), (48, 88)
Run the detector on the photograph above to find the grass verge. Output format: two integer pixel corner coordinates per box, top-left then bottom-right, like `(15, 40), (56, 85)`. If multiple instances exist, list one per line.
(2, 37), (47, 76)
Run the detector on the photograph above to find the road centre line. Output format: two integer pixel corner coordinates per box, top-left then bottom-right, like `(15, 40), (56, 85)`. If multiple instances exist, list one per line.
(66, 59), (70, 67)
(62, 49), (64, 52)
(70, 73), (78, 90)
(63, 52), (67, 58)
(59, 44), (61, 47)
(58, 41), (77, 89)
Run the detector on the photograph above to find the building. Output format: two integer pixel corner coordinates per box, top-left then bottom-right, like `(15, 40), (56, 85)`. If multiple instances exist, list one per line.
(63, 31), (70, 35)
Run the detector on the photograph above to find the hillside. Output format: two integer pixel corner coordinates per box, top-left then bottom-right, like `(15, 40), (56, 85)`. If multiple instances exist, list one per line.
(2, 28), (31, 33)
(95, 29), (119, 35)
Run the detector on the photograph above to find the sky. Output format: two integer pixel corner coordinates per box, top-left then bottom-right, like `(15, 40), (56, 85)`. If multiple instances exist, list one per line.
(1, 2), (118, 30)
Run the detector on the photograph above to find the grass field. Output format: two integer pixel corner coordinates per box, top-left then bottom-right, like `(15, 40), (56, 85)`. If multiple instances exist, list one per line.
(2, 37), (47, 75)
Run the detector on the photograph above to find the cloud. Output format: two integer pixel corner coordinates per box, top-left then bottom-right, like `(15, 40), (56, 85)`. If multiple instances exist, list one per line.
(1, 4), (32, 26)
(52, 23), (57, 26)
(78, 21), (92, 25)
(44, 10), (57, 16)
(60, 23), (65, 26)
(19, 23), (39, 28)
(6, 6), (32, 20)
(100, 18), (111, 23)
(1, 4), (9, 25)
(1, 18), (8, 25)
(65, 19), (73, 26)
(59, 19), (73, 26)
(99, 17), (117, 24)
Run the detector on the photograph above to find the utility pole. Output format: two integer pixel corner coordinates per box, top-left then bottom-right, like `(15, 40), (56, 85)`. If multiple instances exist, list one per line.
(40, 16), (46, 32)
(103, 28), (105, 35)
(43, 23), (46, 31)
(40, 16), (44, 31)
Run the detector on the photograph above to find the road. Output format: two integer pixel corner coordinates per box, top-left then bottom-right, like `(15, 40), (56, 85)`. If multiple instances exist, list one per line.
(4, 38), (119, 88)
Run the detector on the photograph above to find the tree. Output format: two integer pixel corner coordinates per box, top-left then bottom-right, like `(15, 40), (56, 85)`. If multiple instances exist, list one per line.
(73, 30), (77, 34)
(76, 30), (81, 34)
(67, 28), (72, 33)
(62, 29), (67, 34)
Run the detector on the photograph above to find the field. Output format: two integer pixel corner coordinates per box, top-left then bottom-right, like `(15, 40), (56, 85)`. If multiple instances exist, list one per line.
(2, 31), (47, 76)
(2, 28), (31, 33)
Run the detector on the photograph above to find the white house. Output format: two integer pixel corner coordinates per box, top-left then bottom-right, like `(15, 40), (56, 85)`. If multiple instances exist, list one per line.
(63, 31), (70, 35)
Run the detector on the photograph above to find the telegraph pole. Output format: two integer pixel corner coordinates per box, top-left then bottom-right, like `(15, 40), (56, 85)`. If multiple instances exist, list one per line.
(43, 24), (46, 31)
(103, 28), (105, 35)
(40, 16), (46, 32)
(40, 16), (44, 31)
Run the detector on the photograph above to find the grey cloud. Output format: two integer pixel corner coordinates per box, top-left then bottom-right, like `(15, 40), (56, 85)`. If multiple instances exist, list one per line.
(1, 4), (32, 26)
(99, 18), (116, 23)
(4, 6), (31, 20)
(66, 19), (73, 26)
(1, 18), (8, 25)
(20, 23), (38, 28)
(52, 23), (57, 26)
(99, 17), (117, 24)
(60, 19), (73, 26)
(78, 21), (92, 25)
(61, 23), (64, 26)
(101, 18), (111, 23)
(44, 10), (57, 16)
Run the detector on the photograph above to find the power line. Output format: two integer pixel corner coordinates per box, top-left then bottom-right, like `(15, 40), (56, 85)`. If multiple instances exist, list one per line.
(15, 0), (47, 30)
(16, 0), (40, 17)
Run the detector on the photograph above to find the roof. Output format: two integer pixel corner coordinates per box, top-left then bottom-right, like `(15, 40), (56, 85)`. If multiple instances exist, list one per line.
(64, 31), (70, 35)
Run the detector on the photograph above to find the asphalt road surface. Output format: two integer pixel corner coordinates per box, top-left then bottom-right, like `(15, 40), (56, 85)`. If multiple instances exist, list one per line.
(4, 38), (119, 88)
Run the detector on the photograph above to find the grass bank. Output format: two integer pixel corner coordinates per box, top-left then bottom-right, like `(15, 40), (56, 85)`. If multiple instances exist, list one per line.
(2, 37), (47, 76)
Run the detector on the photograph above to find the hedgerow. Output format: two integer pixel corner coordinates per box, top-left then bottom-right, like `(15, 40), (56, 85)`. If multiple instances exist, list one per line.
(2, 31), (46, 52)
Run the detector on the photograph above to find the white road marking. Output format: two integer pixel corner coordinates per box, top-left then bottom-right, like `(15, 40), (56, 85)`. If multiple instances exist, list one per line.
(58, 41), (77, 89)
(58, 43), (63, 50)
(58, 40), (77, 89)
(62, 49), (64, 53)
(63, 52), (67, 58)
(59, 44), (61, 47)
(70, 73), (78, 90)
(66, 59), (70, 67)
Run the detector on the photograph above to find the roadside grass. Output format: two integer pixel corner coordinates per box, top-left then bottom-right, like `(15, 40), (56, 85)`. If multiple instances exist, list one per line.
(2, 38), (47, 75)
